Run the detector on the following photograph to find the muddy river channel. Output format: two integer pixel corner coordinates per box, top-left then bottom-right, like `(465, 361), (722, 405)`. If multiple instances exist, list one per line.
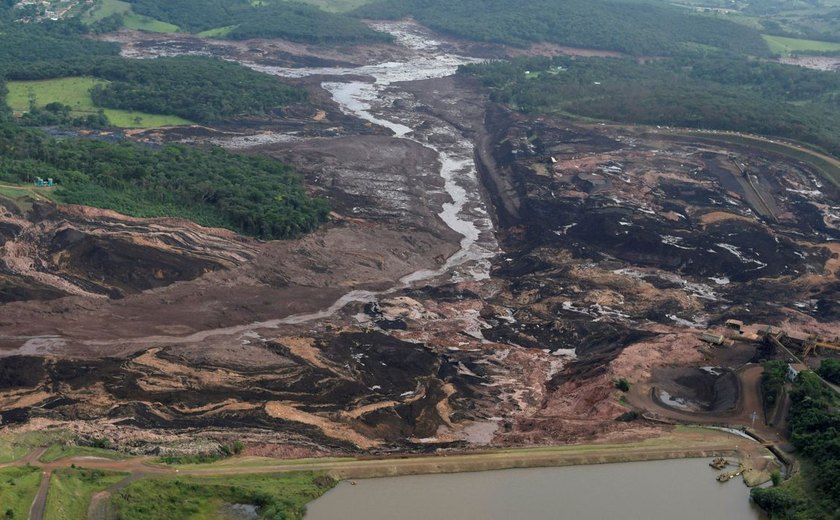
(305, 459), (765, 520)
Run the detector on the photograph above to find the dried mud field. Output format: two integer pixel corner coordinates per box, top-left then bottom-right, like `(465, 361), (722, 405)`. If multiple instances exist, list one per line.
(2, 21), (839, 457)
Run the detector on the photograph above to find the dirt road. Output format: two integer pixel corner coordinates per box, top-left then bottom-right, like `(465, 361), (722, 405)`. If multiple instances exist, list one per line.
(88, 473), (148, 520)
(28, 469), (51, 520)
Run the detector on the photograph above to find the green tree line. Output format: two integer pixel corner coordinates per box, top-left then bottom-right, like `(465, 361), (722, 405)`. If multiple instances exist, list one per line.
(127, 0), (392, 43)
(0, 124), (329, 239)
(751, 370), (840, 518)
(460, 52), (840, 157)
(353, 0), (770, 56)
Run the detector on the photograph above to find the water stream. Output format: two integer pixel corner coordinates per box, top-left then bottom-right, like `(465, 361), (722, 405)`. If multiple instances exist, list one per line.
(42, 21), (500, 350)
(244, 21), (499, 288)
(196, 22), (501, 331)
(257, 24), (498, 325)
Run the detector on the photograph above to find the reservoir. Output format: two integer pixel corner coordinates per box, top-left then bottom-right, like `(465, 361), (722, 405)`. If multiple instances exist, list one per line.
(305, 458), (765, 520)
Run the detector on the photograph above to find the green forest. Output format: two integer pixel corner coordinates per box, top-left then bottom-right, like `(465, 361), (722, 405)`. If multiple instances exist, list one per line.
(353, 0), (770, 56)
(87, 57), (307, 123)
(0, 18), (119, 74)
(751, 371), (840, 519)
(4, 55), (307, 124)
(0, 6), (328, 240)
(460, 53), (840, 156)
(126, 0), (391, 43)
(0, 124), (329, 239)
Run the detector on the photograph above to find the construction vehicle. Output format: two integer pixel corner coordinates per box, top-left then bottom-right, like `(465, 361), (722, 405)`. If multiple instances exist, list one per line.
(709, 457), (736, 470)
(717, 465), (745, 482)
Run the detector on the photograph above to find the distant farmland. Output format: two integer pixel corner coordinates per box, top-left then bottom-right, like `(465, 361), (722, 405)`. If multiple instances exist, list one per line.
(5, 77), (192, 128)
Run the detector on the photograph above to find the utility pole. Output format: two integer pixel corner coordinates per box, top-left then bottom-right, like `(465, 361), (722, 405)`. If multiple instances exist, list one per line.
(750, 410), (758, 428)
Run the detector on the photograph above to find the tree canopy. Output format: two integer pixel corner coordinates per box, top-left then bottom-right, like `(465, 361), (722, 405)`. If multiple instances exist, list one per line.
(0, 124), (329, 239)
(354, 0), (770, 56)
(460, 53), (840, 157)
(127, 0), (392, 43)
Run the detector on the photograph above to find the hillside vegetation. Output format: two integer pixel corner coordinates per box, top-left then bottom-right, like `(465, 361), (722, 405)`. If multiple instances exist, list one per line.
(0, 18), (119, 73)
(3, 54), (308, 125)
(354, 0), (769, 56)
(751, 371), (840, 518)
(0, 124), (329, 239)
(110, 472), (336, 520)
(126, 0), (391, 43)
(460, 53), (840, 156)
(0, 5), (328, 240)
(87, 57), (307, 123)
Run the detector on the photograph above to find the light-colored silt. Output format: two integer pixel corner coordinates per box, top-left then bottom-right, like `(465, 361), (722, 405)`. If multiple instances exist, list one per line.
(246, 21), (499, 289)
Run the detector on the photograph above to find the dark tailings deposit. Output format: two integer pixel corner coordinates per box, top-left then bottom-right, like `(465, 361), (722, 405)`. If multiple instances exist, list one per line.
(3, 17), (840, 463)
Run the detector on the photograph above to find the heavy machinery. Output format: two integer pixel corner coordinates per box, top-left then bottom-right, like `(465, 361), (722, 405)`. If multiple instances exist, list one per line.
(720, 320), (840, 357)
(804, 339), (840, 357)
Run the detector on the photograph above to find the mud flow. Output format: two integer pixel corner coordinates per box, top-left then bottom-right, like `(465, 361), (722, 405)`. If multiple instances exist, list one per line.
(2, 21), (839, 454)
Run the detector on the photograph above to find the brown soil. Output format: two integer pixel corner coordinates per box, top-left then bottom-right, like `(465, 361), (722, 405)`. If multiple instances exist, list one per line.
(3, 20), (838, 462)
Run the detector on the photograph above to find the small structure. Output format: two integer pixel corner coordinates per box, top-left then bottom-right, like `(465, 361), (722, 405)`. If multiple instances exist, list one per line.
(725, 319), (744, 331)
(787, 363), (808, 383)
(34, 177), (54, 187)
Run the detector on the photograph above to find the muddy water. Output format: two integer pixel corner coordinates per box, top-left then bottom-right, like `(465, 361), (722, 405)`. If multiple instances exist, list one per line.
(79, 21), (500, 341)
(246, 21), (499, 286)
(305, 459), (766, 520)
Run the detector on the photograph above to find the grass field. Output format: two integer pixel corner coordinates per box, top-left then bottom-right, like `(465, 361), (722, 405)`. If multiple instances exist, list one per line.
(82, 0), (179, 32)
(81, 0), (131, 22)
(763, 34), (840, 55)
(122, 12), (180, 33)
(0, 437), (30, 464)
(110, 472), (335, 520)
(0, 466), (43, 520)
(5, 77), (193, 129)
(39, 445), (125, 464)
(157, 456), (354, 471)
(0, 431), (74, 464)
(45, 468), (127, 520)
